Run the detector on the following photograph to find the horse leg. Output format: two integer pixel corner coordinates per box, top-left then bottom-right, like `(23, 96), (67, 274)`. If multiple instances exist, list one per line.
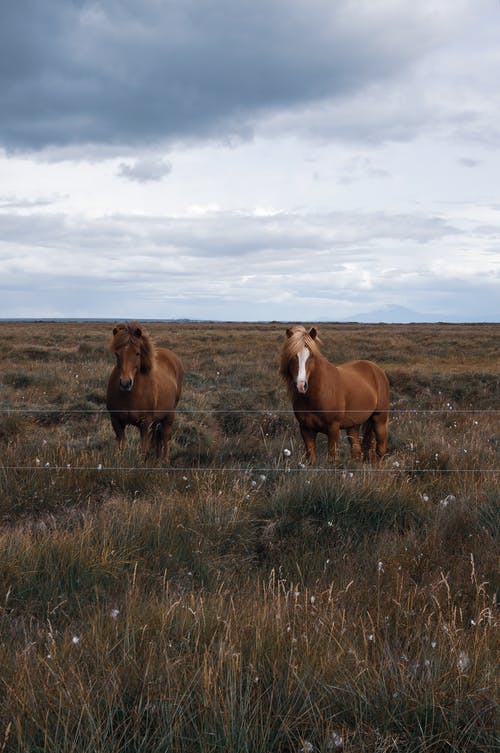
(327, 422), (340, 462)
(150, 422), (162, 459)
(373, 413), (388, 461)
(345, 426), (362, 461)
(362, 419), (375, 461)
(162, 421), (173, 464)
(300, 425), (317, 465)
(110, 415), (125, 450)
(139, 421), (153, 456)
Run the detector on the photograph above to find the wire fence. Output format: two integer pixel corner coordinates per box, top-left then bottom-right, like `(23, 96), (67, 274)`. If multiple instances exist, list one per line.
(0, 408), (498, 415)
(1, 407), (498, 474)
(1, 466), (498, 474)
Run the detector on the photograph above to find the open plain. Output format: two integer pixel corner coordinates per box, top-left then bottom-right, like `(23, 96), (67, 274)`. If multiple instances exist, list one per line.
(0, 321), (498, 752)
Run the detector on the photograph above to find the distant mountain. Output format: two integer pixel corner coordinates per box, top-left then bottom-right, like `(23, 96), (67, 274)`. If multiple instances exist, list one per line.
(338, 304), (437, 324)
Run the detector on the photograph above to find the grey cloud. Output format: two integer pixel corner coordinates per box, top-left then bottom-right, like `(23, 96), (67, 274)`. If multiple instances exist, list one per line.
(0, 1), (457, 153)
(0, 195), (61, 210)
(459, 157), (481, 168)
(0, 208), (459, 262)
(1, 204), (496, 321)
(4, 265), (498, 323)
(118, 157), (172, 183)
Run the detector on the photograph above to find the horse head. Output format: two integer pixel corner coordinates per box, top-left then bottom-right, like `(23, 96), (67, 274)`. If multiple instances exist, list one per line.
(111, 323), (153, 392)
(283, 326), (319, 395)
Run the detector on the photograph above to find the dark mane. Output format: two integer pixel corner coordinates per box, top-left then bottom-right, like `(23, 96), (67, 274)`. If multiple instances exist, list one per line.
(110, 321), (155, 373)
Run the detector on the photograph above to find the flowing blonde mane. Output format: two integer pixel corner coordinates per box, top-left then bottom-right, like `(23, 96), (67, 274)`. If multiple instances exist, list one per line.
(279, 325), (322, 382)
(110, 321), (155, 373)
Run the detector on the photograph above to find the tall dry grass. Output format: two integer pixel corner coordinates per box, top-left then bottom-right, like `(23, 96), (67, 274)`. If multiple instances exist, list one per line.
(0, 321), (498, 752)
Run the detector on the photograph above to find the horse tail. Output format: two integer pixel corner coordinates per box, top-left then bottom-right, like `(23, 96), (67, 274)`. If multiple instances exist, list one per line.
(373, 363), (390, 413)
(175, 358), (184, 405)
(361, 418), (375, 459)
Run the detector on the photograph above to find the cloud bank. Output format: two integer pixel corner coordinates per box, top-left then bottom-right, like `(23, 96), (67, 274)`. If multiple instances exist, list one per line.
(0, 0), (499, 321)
(1, 1), (485, 153)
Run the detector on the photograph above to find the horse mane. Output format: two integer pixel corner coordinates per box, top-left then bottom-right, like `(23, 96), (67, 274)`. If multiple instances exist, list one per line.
(279, 325), (322, 382)
(110, 321), (155, 373)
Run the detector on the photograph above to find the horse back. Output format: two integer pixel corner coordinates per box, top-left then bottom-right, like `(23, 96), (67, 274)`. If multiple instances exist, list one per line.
(337, 359), (389, 411)
(155, 348), (184, 406)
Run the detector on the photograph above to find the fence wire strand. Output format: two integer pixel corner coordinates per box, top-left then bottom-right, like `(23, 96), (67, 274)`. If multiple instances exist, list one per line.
(1, 466), (498, 474)
(0, 408), (498, 415)
(1, 406), (497, 473)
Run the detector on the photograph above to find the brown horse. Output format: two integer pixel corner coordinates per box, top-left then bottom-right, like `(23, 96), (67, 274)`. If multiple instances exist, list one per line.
(106, 322), (184, 462)
(280, 325), (390, 465)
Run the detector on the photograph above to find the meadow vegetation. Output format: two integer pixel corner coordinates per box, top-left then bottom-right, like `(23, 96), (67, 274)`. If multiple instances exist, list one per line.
(0, 321), (498, 752)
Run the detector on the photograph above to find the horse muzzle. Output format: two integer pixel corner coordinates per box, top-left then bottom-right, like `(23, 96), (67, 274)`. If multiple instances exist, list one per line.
(295, 380), (308, 395)
(119, 378), (134, 392)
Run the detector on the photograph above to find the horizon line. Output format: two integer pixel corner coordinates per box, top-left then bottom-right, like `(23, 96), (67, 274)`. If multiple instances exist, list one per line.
(1, 317), (498, 325)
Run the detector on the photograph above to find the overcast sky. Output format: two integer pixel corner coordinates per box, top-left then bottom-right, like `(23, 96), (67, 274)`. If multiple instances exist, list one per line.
(1, 0), (499, 321)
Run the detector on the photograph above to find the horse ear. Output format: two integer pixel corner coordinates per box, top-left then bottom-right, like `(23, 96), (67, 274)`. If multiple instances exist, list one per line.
(112, 326), (118, 335)
(308, 327), (318, 340)
(286, 328), (294, 338)
(134, 327), (142, 338)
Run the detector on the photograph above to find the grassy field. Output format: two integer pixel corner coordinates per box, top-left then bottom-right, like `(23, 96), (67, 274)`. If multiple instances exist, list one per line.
(0, 321), (498, 753)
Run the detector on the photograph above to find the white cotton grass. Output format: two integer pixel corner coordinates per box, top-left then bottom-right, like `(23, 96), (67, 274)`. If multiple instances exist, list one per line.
(283, 448), (292, 457)
(457, 651), (471, 673)
(440, 494), (456, 508)
(326, 731), (344, 751)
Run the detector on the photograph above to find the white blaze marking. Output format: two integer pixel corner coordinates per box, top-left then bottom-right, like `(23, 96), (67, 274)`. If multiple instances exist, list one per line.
(296, 347), (310, 391)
